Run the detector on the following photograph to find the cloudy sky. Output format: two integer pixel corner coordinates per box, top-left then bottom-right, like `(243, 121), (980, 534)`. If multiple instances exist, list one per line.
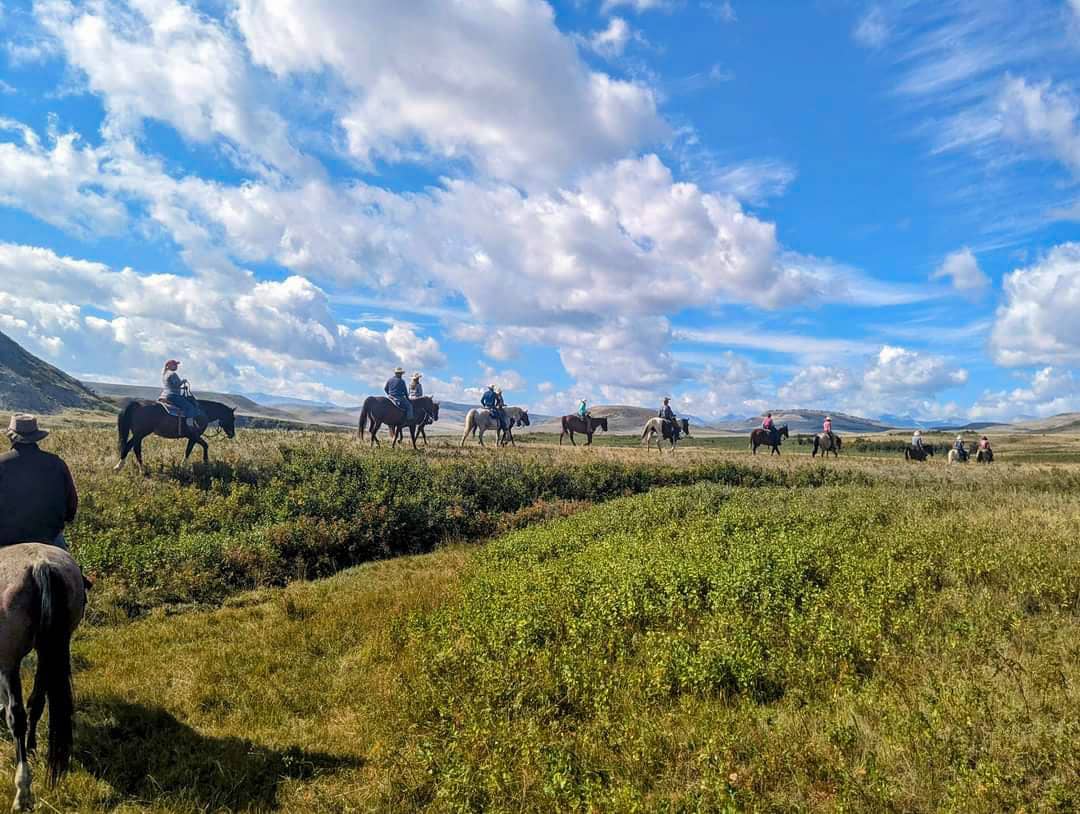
(2, 0), (1080, 421)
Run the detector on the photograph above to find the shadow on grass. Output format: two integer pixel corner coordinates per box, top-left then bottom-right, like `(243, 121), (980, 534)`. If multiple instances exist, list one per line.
(76, 696), (362, 811)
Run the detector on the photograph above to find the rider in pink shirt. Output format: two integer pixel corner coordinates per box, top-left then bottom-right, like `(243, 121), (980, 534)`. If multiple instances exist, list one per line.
(823, 416), (832, 434)
(762, 413), (774, 431)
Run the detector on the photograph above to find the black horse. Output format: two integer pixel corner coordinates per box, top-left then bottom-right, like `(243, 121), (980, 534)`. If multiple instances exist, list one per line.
(750, 424), (789, 455)
(115, 398), (236, 471)
(358, 396), (439, 449)
(904, 444), (935, 461)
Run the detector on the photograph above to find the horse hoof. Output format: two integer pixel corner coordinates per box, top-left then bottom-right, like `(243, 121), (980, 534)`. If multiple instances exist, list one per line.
(113, 460), (124, 472)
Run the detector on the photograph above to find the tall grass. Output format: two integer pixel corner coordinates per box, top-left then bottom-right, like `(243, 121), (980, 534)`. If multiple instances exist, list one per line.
(52, 428), (879, 618)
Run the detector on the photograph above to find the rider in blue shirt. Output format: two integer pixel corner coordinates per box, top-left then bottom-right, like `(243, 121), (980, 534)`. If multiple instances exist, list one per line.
(384, 367), (414, 421)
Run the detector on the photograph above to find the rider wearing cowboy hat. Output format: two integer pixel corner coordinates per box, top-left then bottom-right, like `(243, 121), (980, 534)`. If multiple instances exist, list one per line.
(659, 397), (681, 439)
(408, 372), (424, 399)
(160, 359), (204, 431)
(0, 415), (78, 550)
(384, 366), (414, 421)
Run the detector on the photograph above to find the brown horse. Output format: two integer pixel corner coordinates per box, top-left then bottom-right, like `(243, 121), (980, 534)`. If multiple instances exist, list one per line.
(812, 432), (842, 458)
(559, 415), (608, 446)
(358, 396), (439, 449)
(0, 544), (87, 811)
(115, 399), (237, 471)
(750, 424), (788, 455)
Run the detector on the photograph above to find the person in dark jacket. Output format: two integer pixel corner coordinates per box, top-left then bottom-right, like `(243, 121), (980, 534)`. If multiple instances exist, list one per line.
(384, 367), (414, 421)
(0, 415), (77, 549)
(659, 397), (680, 439)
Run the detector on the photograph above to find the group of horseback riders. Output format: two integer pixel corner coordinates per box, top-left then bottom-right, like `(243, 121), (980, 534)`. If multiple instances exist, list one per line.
(911, 429), (993, 462)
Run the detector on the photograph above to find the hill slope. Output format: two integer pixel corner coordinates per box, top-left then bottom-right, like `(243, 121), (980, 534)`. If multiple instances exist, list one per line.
(0, 330), (112, 414)
(719, 409), (894, 435)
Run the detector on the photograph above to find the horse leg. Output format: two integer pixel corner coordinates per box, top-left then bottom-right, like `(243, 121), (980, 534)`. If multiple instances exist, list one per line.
(198, 437), (209, 463)
(2, 669), (32, 812)
(184, 438), (196, 461)
(24, 667), (44, 757)
(477, 428), (486, 447)
(133, 436), (146, 474)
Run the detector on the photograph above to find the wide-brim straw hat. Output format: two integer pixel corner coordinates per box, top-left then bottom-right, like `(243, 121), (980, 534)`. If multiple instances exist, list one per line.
(6, 414), (48, 444)
(394, 367), (405, 375)
(411, 373), (422, 379)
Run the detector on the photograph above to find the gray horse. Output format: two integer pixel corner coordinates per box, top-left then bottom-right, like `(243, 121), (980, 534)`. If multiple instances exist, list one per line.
(0, 544), (86, 811)
(811, 432), (842, 458)
(461, 407), (530, 447)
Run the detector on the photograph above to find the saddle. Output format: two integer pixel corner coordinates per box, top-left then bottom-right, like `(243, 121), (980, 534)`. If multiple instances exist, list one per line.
(158, 399), (183, 418)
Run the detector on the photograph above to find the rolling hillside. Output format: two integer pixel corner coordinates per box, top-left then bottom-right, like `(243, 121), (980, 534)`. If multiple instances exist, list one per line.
(0, 330), (112, 414)
(719, 409), (894, 435)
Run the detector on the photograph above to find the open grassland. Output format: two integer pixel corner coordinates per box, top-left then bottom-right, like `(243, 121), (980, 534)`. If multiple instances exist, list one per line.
(4, 427), (1079, 811)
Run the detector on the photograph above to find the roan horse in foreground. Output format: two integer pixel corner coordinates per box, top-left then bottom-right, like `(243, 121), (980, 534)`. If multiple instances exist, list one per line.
(559, 415), (609, 446)
(640, 417), (690, 453)
(750, 424), (789, 455)
(0, 544), (86, 811)
(115, 398), (237, 472)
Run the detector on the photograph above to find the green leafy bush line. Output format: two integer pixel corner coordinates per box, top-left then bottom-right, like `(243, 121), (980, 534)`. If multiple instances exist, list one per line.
(69, 444), (870, 618)
(390, 484), (1080, 811)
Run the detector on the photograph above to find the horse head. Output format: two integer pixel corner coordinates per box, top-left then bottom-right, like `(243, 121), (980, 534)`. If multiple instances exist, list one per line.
(778, 424), (790, 438)
(224, 406), (237, 438)
(431, 401), (440, 422)
(680, 418), (690, 436)
(519, 409), (530, 427)
(597, 416), (609, 432)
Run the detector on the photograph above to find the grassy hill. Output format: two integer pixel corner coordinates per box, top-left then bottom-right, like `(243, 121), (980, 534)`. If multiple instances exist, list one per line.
(0, 330), (112, 414)
(720, 409), (894, 434)
(32, 437), (1079, 812)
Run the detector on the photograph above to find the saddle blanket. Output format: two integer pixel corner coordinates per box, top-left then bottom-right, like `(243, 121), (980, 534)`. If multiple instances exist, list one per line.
(158, 399), (183, 418)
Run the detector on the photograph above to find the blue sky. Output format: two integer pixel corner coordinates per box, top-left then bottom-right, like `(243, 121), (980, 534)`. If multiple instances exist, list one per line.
(1, 0), (1080, 421)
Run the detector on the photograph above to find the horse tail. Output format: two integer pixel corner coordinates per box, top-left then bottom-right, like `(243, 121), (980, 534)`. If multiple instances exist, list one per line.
(461, 410), (474, 446)
(32, 562), (74, 783)
(117, 400), (138, 457)
(358, 398), (371, 440)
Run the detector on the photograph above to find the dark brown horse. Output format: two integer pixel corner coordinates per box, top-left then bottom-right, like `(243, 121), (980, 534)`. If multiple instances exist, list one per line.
(0, 544), (87, 811)
(812, 432), (842, 458)
(115, 399), (237, 472)
(358, 396), (439, 449)
(905, 444), (935, 461)
(750, 424), (788, 455)
(559, 414), (608, 446)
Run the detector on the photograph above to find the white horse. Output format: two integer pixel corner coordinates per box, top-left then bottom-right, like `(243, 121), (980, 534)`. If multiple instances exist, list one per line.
(461, 407), (530, 447)
(947, 448), (969, 464)
(640, 417), (690, 453)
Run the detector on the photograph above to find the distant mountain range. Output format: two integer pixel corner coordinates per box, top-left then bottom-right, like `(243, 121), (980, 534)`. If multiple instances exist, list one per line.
(0, 330), (111, 414)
